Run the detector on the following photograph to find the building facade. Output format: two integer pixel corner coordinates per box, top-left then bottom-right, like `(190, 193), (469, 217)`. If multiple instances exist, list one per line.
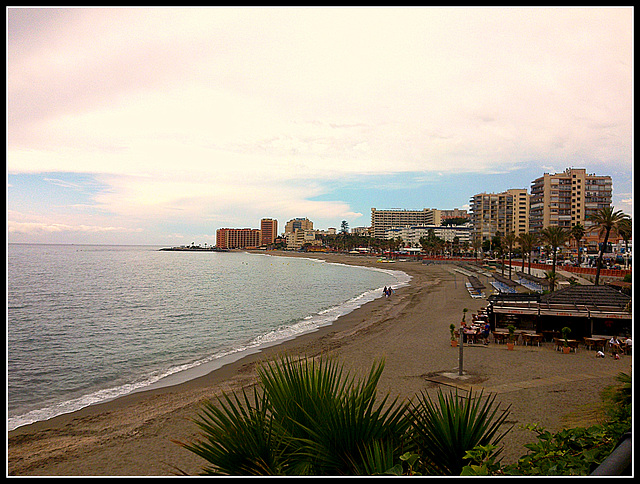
(440, 208), (469, 221)
(529, 168), (612, 233)
(260, 218), (278, 246)
(285, 229), (320, 249)
(285, 217), (313, 234)
(385, 223), (473, 246)
(370, 208), (441, 239)
(216, 228), (261, 249)
(469, 189), (530, 244)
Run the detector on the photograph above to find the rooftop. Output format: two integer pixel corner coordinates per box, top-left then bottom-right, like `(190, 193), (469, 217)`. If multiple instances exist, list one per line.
(540, 284), (631, 310)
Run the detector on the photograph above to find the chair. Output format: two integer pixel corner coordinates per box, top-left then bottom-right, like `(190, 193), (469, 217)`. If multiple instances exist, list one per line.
(567, 340), (579, 353)
(553, 337), (563, 351)
(492, 331), (507, 344)
(594, 339), (607, 351)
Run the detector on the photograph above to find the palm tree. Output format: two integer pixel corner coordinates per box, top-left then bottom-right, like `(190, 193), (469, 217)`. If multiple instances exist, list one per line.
(570, 223), (586, 267)
(180, 356), (512, 476)
(539, 226), (570, 287)
(588, 207), (629, 285)
(502, 232), (517, 279)
(616, 217), (632, 269)
(544, 270), (558, 293)
(517, 232), (538, 275)
(472, 238), (482, 262)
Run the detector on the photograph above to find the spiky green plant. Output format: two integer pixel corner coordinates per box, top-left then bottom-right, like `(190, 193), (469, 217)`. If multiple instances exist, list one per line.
(180, 356), (513, 476)
(408, 388), (512, 475)
(180, 355), (408, 475)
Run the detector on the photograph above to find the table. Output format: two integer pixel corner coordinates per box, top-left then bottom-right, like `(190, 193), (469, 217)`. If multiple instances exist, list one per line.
(464, 330), (481, 344)
(567, 340), (580, 352)
(521, 333), (544, 346)
(583, 337), (607, 350)
(492, 331), (509, 344)
(555, 339), (579, 352)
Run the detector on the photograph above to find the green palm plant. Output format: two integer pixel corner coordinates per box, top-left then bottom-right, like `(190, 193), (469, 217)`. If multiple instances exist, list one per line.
(517, 232), (538, 275)
(540, 226), (570, 290)
(257, 356), (408, 475)
(502, 232), (517, 279)
(408, 388), (512, 475)
(179, 356), (513, 476)
(180, 355), (408, 475)
(616, 217), (632, 269)
(588, 207), (629, 285)
(544, 270), (558, 292)
(179, 385), (289, 475)
(570, 223), (586, 266)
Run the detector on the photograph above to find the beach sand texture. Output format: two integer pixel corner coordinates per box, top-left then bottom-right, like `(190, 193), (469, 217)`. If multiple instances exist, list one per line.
(7, 253), (632, 476)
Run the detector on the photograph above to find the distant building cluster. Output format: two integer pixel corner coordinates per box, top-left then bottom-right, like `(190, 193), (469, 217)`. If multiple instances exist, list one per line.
(216, 167), (622, 254)
(469, 168), (613, 252)
(216, 217), (336, 250)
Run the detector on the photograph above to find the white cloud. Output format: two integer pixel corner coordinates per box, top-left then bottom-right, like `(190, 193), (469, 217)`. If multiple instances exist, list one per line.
(8, 220), (138, 235)
(7, 7), (633, 242)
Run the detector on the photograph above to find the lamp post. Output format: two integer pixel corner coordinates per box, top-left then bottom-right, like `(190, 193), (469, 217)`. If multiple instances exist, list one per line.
(458, 321), (464, 376)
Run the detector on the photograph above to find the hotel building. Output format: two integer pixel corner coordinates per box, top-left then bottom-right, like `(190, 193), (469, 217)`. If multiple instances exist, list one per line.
(529, 168), (612, 233)
(469, 189), (530, 244)
(370, 208), (441, 239)
(216, 228), (261, 249)
(260, 218), (278, 246)
(285, 217), (313, 234)
(386, 223), (473, 246)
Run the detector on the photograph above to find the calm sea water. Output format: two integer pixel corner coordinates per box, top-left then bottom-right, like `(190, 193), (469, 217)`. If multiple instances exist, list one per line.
(7, 244), (409, 430)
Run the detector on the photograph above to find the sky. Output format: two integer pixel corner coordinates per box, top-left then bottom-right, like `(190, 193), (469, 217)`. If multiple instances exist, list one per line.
(7, 7), (633, 246)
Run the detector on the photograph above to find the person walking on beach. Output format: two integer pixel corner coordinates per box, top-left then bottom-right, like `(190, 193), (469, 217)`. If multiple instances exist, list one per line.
(383, 286), (388, 298)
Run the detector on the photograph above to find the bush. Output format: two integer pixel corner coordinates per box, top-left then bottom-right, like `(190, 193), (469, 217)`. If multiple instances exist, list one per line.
(462, 371), (632, 476)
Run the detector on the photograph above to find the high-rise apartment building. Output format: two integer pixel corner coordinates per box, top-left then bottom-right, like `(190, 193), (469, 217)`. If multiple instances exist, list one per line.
(370, 208), (441, 239)
(284, 217), (313, 234)
(469, 189), (530, 244)
(529, 168), (612, 232)
(260, 218), (278, 246)
(216, 228), (261, 249)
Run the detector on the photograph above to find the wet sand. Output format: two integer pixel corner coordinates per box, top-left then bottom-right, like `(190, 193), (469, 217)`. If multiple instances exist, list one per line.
(7, 252), (632, 475)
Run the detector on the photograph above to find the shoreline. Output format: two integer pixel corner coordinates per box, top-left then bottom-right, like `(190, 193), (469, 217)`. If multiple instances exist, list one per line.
(8, 250), (409, 432)
(8, 252), (632, 476)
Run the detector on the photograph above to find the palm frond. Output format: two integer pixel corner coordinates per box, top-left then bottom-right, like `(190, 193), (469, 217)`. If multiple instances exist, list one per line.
(409, 388), (512, 475)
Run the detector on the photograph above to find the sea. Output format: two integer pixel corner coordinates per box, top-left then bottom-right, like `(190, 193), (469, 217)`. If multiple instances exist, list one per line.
(7, 244), (410, 431)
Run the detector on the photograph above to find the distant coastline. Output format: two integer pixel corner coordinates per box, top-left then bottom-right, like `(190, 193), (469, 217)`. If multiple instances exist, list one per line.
(159, 245), (229, 252)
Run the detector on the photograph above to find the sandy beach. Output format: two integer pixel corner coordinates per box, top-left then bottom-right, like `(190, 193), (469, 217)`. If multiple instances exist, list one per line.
(7, 252), (632, 476)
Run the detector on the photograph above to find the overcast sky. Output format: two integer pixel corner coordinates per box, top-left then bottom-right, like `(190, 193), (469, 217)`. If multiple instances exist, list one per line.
(7, 7), (633, 245)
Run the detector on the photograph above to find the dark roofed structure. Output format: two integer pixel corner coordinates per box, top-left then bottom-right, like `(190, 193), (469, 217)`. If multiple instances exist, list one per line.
(540, 284), (630, 310)
(487, 284), (631, 339)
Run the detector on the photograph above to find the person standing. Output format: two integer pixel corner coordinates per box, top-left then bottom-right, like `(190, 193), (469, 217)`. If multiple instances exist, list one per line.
(482, 322), (491, 345)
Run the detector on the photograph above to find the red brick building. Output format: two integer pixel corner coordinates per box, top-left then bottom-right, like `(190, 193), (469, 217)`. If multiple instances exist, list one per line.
(216, 228), (261, 249)
(260, 218), (278, 246)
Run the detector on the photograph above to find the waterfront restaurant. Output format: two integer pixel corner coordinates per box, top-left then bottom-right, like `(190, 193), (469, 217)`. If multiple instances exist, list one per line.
(487, 284), (632, 340)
